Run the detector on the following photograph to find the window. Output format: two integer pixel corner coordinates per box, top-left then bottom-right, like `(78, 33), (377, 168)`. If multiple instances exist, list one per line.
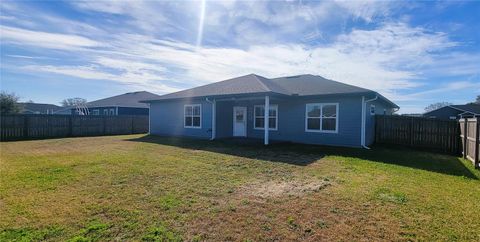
(254, 105), (278, 130)
(449, 116), (457, 120)
(92, 109), (99, 115)
(306, 103), (338, 133)
(103, 109), (108, 115)
(110, 108), (115, 116)
(184, 104), (201, 128)
(370, 105), (376, 115)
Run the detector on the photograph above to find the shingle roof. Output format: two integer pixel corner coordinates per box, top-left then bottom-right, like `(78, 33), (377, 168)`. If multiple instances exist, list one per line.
(270, 74), (371, 96)
(143, 74), (398, 108)
(451, 104), (480, 114)
(87, 91), (160, 108)
(148, 74), (371, 99)
(20, 103), (62, 114)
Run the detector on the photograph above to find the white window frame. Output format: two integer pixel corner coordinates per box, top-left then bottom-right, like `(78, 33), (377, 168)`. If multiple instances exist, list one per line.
(184, 104), (202, 129)
(370, 104), (376, 115)
(305, 103), (339, 133)
(103, 109), (108, 115)
(92, 109), (99, 115)
(253, 104), (278, 131)
(109, 108), (115, 116)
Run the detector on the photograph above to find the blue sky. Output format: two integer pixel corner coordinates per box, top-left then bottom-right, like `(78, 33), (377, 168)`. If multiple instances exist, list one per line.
(1, 0), (479, 113)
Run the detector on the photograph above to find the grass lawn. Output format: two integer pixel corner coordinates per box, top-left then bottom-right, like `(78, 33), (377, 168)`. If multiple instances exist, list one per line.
(1, 134), (479, 241)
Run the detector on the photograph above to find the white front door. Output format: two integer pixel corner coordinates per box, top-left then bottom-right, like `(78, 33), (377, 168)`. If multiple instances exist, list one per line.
(233, 106), (247, 137)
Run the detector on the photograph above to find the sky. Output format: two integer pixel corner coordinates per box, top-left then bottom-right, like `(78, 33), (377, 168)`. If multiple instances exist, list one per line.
(1, 0), (479, 114)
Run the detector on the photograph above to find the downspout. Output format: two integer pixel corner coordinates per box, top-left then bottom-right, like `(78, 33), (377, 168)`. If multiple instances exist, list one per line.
(206, 97), (216, 140)
(361, 95), (378, 149)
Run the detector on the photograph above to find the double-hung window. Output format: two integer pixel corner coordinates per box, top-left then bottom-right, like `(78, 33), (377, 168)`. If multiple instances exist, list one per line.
(184, 104), (201, 128)
(254, 105), (278, 130)
(305, 103), (338, 133)
(92, 109), (99, 115)
(103, 109), (109, 115)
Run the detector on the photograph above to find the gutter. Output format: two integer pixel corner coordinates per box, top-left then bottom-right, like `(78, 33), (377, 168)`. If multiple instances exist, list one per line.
(361, 94), (378, 149)
(205, 97), (216, 140)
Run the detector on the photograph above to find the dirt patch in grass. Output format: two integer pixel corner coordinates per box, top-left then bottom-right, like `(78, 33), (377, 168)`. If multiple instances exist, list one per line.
(240, 178), (332, 199)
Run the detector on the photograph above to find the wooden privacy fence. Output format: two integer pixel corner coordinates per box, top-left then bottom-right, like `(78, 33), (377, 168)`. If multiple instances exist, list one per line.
(375, 115), (461, 154)
(459, 118), (480, 168)
(0, 114), (149, 141)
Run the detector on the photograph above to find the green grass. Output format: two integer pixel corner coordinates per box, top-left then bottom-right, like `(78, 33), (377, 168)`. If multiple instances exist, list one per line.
(1, 134), (479, 241)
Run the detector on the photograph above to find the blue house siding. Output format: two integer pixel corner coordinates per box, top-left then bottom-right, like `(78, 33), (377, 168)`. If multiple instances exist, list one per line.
(117, 107), (149, 115)
(149, 94), (396, 148)
(149, 99), (213, 139)
(197, 95), (364, 147)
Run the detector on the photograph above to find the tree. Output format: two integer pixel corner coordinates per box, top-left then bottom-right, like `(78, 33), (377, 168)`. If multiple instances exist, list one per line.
(475, 95), (480, 104)
(424, 102), (453, 112)
(61, 97), (87, 107)
(0, 91), (21, 114)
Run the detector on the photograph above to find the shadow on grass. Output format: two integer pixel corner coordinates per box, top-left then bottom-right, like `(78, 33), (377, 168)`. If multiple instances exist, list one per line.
(127, 135), (479, 179)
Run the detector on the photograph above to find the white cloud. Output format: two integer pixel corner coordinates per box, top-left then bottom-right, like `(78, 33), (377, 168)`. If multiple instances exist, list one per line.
(13, 21), (464, 98)
(0, 25), (101, 50)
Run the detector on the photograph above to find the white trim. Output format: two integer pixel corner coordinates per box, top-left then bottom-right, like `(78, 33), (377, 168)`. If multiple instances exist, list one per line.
(92, 109), (99, 115)
(253, 104), (278, 131)
(184, 104), (202, 129)
(305, 103), (339, 133)
(370, 104), (376, 116)
(233, 106), (247, 137)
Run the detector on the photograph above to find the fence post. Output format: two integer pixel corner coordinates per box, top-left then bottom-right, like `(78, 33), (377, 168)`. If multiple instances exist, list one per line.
(131, 116), (134, 134)
(68, 116), (73, 137)
(23, 115), (29, 138)
(103, 117), (107, 135)
(409, 117), (414, 146)
(463, 118), (468, 159)
(475, 117), (479, 169)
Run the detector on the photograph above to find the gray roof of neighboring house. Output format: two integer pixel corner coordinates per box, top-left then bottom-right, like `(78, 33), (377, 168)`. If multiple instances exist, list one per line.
(87, 91), (161, 108)
(143, 74), (398, 108)
(20, 102), (62, 114)
(450, 104), (480, 114)
(423, 104), (480, 116)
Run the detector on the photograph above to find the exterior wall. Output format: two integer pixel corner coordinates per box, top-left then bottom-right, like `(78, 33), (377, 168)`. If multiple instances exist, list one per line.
(149, 94), (397, 148)
(423, 107), (462, 120)
(149, 99), (213, 139)
(117, 107), (149, 115)
(216, 95), (364, 147)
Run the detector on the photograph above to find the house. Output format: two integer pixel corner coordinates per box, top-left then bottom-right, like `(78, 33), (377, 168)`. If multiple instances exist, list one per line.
(20, 102), (63, 114)
(423, 104), (480, 120)
(143, 74), (399, 148)
(72, 91), (160, 116)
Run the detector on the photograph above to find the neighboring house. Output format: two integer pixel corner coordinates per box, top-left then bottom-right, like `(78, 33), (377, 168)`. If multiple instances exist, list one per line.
(143, 74), (399, 148)
(423, 104), (480, 120)
(19, 102), (63, 114)
(72, 91), (160, 116)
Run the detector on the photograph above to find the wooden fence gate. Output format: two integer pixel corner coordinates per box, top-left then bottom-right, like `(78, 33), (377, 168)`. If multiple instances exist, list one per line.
(459, 118), (480, 169)
(0, 114), (149, 141)
(375, 115), (461, 155)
